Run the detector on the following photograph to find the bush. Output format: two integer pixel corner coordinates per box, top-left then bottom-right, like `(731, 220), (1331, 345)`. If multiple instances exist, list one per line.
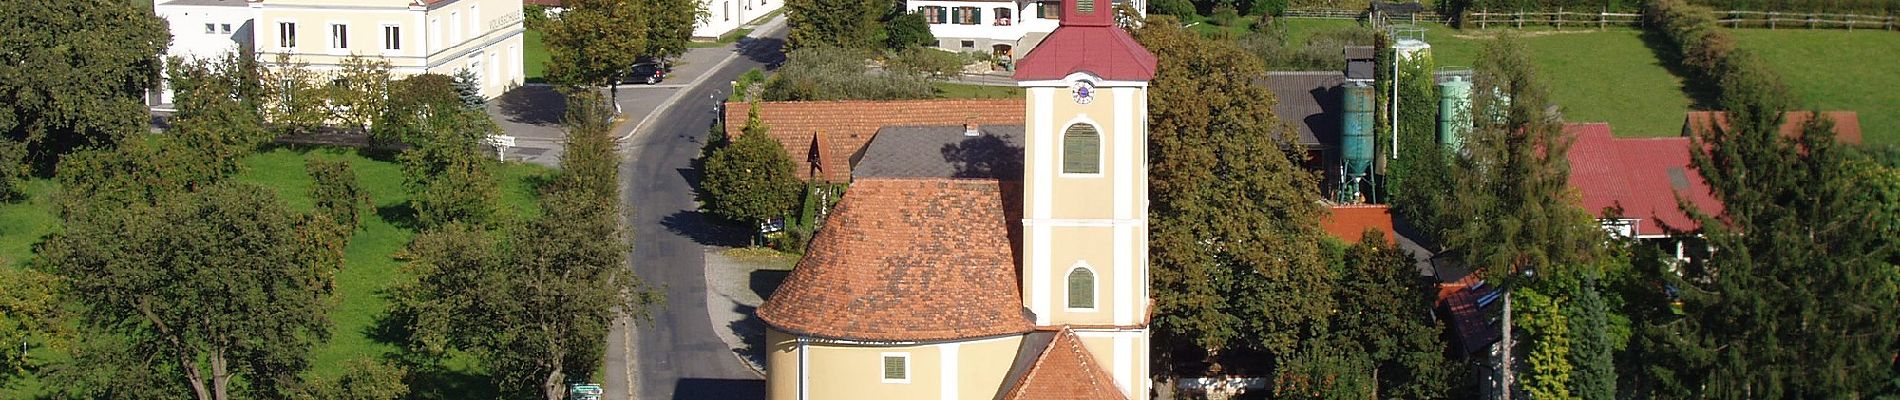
(1152, 0), (1197, 17)
(1249, 0), (1289, 17)
(0, 139), (24, 201)
(883, 12), (935, 50)
(1210, 4), (1243, 26)
(306, 158), (371, 233)
(1239, 22), (1376, 71)
(762, 47), (934, 101)
(887, 47), (967, 79)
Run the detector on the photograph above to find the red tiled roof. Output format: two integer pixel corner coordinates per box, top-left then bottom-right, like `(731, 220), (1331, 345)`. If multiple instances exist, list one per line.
(1011, 0), (1156, 81)
(1564, 123), (1722, 236)
(756, 178), (1033, 342)
(1682, 111), (1862, 145)
(724, 100), (1025, 182)
(1320, 204), (1395, 244)
(1000, 327), (1130, 400)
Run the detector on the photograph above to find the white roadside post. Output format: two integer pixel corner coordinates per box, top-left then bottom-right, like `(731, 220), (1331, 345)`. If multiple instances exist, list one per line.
(486, 134), (516, 161)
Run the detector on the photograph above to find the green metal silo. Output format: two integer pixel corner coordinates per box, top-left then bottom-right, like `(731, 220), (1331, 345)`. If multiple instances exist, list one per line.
(1438, 76), (1471, 153)
(1340, 82), (1376, 202)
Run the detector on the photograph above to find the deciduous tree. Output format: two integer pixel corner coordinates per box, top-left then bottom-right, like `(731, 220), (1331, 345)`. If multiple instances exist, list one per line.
(1334, 231), (1451, 399)
(640, 0), (709, 60)
(37, 182), (344, 400)
(784, 0), (883, 49)
(1135, 16), (1331, 371)
(0, 0), (168, 171)
(542, 0), (650, 87)
(700, 104), (802, 233)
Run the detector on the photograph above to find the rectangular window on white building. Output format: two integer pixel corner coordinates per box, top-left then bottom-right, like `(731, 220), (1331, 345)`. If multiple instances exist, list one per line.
(880, 353), (909, 383)
(469, 5), (480, 38)
(278, 22), (297, 49)
(205, 23), (216, 34)
(723, 1), (731, 20)
(330, 24), (348, 50)
(220, 23), (232, 34)
(921, 6), (946, 24)
(429, 18), (441, 50)
(383, 25), (401, 50)
(449, 11), (461, 44)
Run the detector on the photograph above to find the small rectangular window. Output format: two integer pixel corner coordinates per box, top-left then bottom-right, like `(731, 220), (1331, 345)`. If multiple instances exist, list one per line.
(1040, 1), (1061, 19)
(880, 354), (909, 383)
(330, 24), (348, 49)
(960, 40), (975, 49)
(220, 23), (232, 34)
(205, 23), (216, 34)
(278, 22), (297, 49)
(384, 25), (401, 50)
(450, 11), (461, 44)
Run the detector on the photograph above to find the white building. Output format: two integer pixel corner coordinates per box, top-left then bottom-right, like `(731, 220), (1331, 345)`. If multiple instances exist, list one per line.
(693, 0), (782, 39)
(906, 0), (1140, 60)
(154, 0), (526, 104)
(153, 0), (256, 104)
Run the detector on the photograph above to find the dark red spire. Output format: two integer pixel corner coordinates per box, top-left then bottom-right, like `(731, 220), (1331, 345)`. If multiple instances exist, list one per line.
(1011, 1), (1156, 82)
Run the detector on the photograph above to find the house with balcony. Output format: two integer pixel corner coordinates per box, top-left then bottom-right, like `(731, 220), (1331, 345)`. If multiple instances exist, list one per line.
(907, 0), (1141, 63)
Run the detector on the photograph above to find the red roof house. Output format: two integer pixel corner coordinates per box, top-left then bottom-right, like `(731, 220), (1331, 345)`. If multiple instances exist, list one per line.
(1564, 123), (1722, 237)
(1320, 204), (1396, 244)
(724, 99), (1024, 182)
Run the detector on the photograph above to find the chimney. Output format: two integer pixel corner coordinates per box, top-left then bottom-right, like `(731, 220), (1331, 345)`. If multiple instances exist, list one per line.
(964, 122), (981, 137)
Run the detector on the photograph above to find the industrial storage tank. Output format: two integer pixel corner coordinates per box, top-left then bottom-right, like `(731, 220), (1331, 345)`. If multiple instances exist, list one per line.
(1438, 76), (1471, 152)
(1339, 82), (1376, 202)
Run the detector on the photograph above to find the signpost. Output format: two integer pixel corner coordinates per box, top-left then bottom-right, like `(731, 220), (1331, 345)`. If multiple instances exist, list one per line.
(485, 134), (516, 161)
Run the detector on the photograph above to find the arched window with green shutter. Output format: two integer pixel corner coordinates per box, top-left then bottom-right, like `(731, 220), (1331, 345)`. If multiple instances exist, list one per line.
(1062, 123), (1101, 174)
(1067, 266), (1095, 309)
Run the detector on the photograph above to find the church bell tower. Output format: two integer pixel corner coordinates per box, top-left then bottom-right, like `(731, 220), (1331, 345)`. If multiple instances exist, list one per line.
(1011, 1), (1157, 397)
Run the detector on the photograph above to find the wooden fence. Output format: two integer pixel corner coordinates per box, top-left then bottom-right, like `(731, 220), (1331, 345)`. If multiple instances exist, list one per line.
(1284, 7), (1898, 31)
(1716, 10), (1897, 30)
(1469, 9), (1645, 29)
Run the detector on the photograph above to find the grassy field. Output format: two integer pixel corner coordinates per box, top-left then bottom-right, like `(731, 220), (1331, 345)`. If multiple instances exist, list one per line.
(524, 28), (549, 82)
(0, 146), (554, 395)
(1277, 20), (1697, 137)
(1730, 28), (1899, 145)
(934, 82), (1024, 99)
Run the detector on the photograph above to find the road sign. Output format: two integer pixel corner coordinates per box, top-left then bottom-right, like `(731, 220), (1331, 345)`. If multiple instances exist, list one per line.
(485, 134), (516, 148)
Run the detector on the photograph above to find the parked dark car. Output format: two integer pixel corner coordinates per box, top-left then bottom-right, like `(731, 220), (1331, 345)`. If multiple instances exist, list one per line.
(616, 61), (667, 85)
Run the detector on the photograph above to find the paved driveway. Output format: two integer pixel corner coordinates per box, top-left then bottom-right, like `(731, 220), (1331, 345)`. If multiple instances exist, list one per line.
(486, 41), (743, 167)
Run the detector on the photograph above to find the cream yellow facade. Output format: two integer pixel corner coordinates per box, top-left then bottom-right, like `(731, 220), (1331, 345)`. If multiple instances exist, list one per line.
(765, 329), (1026, 400)
(1020, 72), (1153, 400)
(249, 0), (525, 98)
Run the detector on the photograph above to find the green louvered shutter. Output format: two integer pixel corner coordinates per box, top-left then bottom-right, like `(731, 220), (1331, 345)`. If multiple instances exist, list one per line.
(1063, 124), (1101, 174)
(1035, 2), (1045, 19)
(971, 8), (981, 24)
(948, 7), (961, 24)
(882, 356), (906, 380)
(1067, 268), (1095, 309)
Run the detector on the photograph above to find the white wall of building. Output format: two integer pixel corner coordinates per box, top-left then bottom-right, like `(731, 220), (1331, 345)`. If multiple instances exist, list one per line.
(154, 2), (255, 104)
(693, 0), (781, 39)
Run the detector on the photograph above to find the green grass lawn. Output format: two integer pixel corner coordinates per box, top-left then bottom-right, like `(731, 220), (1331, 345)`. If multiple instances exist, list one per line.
(1729, 28), (1900, 145)
(934, 82), (1023, 99)
(233, 146), (553, 382)
(524, 28), (549, 82)
(1277, 19), (1697, 137)
(0, 179), (56, 269)
(0, 146), (554, 394)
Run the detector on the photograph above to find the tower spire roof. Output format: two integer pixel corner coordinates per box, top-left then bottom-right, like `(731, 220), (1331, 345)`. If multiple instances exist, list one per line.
(1011, 0), (1156, 82)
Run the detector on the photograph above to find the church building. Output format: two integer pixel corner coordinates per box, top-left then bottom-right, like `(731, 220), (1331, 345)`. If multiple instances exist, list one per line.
(752, 0), (1159, 398)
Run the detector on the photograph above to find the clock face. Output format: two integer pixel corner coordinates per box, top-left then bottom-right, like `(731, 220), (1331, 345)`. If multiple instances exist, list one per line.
(1071, 80), (1094, 105)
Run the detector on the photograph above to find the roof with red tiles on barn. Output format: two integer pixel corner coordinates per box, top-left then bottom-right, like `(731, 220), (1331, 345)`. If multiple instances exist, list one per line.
(999, 327), (1130, 400)
(723, 100), (1025, 182)
(756, 178), (1034, 342)
(1011, 0), (1156, 81)
(1682, 111), (1863, 145)
(1320, 204), (1396, 245)
(1565, 123), (1722, 236)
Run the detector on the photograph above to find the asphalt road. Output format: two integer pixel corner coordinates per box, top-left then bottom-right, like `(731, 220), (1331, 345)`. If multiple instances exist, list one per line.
(620, 27), (786, 400)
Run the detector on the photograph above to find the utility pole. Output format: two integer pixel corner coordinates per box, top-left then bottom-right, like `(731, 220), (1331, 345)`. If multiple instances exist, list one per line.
(1500, 291), (1513, 400)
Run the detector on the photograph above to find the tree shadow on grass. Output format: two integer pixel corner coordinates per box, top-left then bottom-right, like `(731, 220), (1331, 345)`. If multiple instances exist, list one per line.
(1637, 27), (1723, 110)
(376, 203), (422, 231)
